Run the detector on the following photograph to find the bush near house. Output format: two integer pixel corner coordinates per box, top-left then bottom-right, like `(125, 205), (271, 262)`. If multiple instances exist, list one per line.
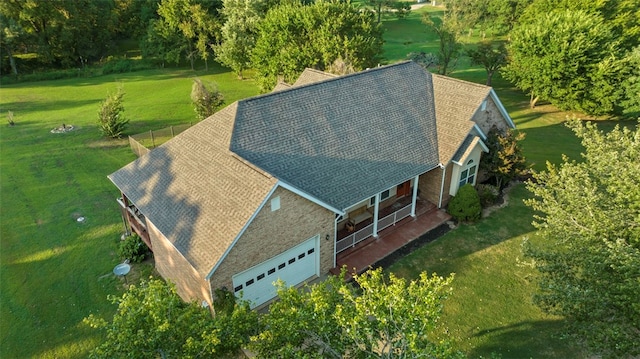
(447, 184), (481, 222)
(117, 234), (151, 263)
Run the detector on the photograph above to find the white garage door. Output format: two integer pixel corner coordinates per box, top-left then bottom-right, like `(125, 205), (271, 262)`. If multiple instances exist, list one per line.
(232, 235), (319, 308)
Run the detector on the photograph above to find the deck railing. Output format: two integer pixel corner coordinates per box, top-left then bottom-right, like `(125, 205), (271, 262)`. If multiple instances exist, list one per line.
(336, 204), (412, 254)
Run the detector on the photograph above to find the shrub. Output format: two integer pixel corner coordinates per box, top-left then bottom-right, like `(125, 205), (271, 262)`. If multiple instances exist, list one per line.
(98, 87), (129, 138)
(190, 78), (224, 121)
(117, 234), (150, 263)
(476, 183), (499, 207)
(448, 184), (481, 222)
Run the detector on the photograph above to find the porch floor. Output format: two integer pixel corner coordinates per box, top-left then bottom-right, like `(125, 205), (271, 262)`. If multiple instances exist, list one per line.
(330, 202), (452, 281)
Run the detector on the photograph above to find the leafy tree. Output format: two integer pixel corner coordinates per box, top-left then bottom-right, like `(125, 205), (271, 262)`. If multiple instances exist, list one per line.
(190, 78), (224, 120)
(98, 88), (129, 139)
(502, 10), (622, 113)
(422, 12), (460, 75)
(363, 0), (411, 24)
(520, 0), (640, 52)
(0, 0), (117, 68)
(480, 126), (526, 189)
(447, 184), (481, 222)
(524, 120), (640, 357)
(466, 41), (507, 86)
(214, 0), (266, 79)
(154, 0), (221, 70)
(85, 278), (257, 358)
(252, 0), (383, 91)
(620, 46), (640, 119)
(251, 268), (461, 358)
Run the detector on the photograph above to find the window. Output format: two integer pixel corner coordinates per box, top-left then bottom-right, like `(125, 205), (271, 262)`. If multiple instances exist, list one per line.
(271, 196), (280, 211)
(459, 159), (477, 188)
(369, 189), (391, 206)
(481, 99), (487, 111)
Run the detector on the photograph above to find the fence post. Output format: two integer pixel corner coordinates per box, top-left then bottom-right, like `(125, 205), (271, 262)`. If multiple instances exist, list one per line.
(170, 126), (174, 137)
(150, 130), (155, 148)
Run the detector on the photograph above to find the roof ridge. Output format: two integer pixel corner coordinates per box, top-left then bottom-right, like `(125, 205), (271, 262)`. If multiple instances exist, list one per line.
(432, 73), (492, 90)
(240, 61), (419, 105)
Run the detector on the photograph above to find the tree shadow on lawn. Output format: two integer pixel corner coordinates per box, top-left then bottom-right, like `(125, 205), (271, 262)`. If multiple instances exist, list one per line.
(467, 319), (584, 358)
(388, 184), (536, 279)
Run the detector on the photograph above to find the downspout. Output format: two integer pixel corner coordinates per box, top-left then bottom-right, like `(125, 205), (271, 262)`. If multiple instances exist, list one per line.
(438, 164), (446, 209)
(372, 193), (380, 237)
(410, 174), (419, 217)
(333, 215), (338, 268)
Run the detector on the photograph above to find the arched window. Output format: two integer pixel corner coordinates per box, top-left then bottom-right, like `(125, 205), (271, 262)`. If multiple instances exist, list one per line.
(458, 159), (477, 188)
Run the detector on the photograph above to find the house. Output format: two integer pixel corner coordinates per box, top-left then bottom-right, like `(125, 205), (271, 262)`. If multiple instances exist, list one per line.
(108, 61), (515, 310)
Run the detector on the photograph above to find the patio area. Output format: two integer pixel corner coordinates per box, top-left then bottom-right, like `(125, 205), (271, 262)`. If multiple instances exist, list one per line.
(330, 201), (452, 280)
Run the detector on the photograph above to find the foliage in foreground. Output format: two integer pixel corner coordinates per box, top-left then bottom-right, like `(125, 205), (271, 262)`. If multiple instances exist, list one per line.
(98, 88), (129, 138)
(252, 268), (461, 358)
(84, 278), (257, 358)
(447, 184), (481, 223)
(524, 120), (640, 357)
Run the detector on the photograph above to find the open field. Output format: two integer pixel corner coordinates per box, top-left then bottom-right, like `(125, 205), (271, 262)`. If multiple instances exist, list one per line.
(1, 5), (634, 358)
(0, 66), (259, 358)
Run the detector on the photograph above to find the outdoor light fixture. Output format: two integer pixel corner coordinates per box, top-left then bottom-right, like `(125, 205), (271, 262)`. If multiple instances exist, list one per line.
(326, 234), (330, 241)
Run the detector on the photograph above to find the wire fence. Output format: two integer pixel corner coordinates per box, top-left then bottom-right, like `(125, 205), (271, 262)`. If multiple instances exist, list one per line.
(128, 123), (193, 157)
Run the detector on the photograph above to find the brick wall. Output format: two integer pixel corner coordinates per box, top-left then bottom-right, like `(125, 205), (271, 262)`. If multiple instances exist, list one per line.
(209, 186), (334, 296)
(418, 166), (453, 207)
(148, 220), (212, 306)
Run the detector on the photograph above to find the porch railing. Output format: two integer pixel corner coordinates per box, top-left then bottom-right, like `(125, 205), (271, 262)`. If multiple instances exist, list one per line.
(336, 204), (412, 254)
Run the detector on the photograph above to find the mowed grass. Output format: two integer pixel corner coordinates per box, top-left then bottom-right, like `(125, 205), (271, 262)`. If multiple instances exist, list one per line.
(2, 7), (635, 357)
(389, 185), (585, 358)
(0, 65), (259, 358)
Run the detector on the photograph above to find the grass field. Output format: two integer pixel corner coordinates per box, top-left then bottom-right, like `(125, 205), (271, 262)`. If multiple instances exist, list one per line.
(0, 65), (259, 358)
(1, 5), (633, 358)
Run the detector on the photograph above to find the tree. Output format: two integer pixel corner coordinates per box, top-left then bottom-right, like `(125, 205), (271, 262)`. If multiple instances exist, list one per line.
(190, 78), (224, 120)
(467, 41), (507, 86)
(363, 0), (411, 24)
(480, 126), (526, 189)
(154, 0), (221, 70)
(84, 278), (257, 358)
(422, 12), (460, 75)
(252, 0), (383, 91)
(524, 120), (640, 357)
(502, 10), (622, 112)
(251, 268), (461, 358)
(98, 88), (129, 139)
(214, 0), (266, 79)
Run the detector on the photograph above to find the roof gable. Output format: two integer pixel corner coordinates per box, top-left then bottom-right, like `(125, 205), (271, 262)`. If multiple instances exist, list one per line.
(230, 62), (440, 210)
(108, 103), (278, 275)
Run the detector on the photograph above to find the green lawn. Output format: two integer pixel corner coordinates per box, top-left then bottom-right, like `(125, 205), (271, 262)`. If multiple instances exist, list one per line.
(1, 7), (631, 357)
(0, 65), (259, 358)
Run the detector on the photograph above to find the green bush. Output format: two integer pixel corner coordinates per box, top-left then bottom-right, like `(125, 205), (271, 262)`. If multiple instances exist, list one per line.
(476, 183), (500, 207)
(448, 184), (482, 222)
(117, 234), (150, 263)
(98, 87), (129, 138)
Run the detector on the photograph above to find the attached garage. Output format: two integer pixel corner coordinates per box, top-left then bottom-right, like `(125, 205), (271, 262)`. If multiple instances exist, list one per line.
(232, 235), (320, 308)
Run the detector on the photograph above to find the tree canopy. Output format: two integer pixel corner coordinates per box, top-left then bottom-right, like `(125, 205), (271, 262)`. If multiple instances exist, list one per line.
(251, 0), (383, 91)
(524, 120), (640, 357)
(502, 10), (628, 114)
(251, 268), (461, 358)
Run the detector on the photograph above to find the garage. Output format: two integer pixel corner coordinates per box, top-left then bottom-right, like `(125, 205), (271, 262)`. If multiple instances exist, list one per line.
(232, 235), (319, 308)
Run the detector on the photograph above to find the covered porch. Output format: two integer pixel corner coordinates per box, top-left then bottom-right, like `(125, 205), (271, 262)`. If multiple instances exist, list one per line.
(330, 199), (451, 280)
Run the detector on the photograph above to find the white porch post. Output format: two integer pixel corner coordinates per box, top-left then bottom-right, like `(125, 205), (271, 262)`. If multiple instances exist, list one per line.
(410, 175), (419, 217)
(372, 193), (380, 237)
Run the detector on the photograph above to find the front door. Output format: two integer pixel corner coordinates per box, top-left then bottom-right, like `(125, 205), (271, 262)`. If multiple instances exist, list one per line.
(396, 180), (411, 198)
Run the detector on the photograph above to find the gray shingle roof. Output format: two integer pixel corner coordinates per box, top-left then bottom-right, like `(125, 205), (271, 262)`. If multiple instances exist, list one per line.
(230, 62), (440, 211)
